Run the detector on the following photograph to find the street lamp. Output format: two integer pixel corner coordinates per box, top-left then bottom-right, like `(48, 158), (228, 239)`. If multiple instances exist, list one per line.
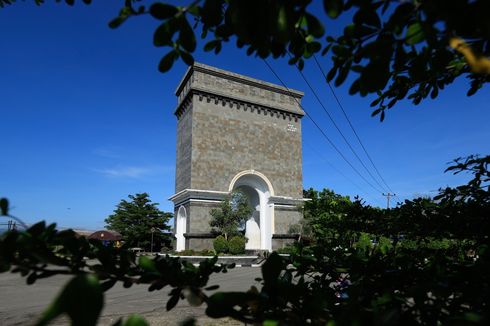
(150, 227), (156, 254)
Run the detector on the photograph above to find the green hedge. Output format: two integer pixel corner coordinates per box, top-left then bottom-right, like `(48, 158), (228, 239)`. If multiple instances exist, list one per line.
(213, 235), (228, 254)
(228, 236), (246, 255)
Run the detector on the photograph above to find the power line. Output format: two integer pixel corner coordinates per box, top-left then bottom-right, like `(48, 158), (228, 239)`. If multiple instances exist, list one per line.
(293, 60), (387, 193)
(303, 141), (381, 204)
(263, 59), (384, 195)
(312, 54), (400, 201)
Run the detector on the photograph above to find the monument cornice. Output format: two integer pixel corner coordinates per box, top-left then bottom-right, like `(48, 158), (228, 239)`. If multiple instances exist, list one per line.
(169, 188), (229, 207)
(174, 88), (304, 121)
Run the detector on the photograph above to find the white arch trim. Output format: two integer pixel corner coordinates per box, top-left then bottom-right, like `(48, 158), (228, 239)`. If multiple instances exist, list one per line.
(228, 170), (275, 196)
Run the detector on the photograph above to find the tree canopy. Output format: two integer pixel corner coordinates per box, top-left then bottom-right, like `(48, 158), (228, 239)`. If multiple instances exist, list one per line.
(105, 193), (172, 250)
(5, 0), (487, 121)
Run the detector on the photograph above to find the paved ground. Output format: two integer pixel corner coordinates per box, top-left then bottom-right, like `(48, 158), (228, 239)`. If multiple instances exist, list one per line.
(0, 267), (261, 325)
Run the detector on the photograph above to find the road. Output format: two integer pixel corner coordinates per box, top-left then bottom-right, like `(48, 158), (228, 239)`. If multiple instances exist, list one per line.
(0, 267), (261, 325)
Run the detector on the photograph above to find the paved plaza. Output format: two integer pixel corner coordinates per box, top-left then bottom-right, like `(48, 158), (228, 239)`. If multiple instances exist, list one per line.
(0, 267), (261, 325)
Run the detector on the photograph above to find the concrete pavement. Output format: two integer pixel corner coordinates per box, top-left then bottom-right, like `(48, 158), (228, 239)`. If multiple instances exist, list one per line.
(0, 267), (261, 325)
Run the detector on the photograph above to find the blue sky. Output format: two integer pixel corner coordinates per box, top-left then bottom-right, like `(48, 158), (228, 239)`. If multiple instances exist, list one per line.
(1, 1), (489, 230)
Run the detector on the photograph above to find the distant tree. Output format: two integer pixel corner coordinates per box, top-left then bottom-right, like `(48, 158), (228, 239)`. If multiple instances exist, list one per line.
(210, 191), (252, 241)
(303, 188), (353, 220)
(105, 193), (172, 250)
(302, 188), (354, 243)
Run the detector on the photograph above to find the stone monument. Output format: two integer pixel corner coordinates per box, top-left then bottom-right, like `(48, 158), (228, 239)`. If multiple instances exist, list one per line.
(170, 63), (305, 251)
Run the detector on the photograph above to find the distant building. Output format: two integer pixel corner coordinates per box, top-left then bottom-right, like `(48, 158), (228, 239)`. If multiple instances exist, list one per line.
(88, 230), (123, 247)
(170, 63), (305, 252)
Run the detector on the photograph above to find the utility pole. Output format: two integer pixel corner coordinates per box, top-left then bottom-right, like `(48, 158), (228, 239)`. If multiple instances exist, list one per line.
(382, 193), (396, 209)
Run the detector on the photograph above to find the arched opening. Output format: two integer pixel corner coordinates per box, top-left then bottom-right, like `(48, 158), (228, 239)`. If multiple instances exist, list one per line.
(175, 206), (187, 251)
(229, 171), (273, 251)
(235, 185), (261, 249)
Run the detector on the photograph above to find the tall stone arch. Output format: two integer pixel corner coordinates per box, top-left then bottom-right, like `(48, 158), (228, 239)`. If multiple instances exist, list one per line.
(169, 63), (305, 251)
(230, 170), (273, 251)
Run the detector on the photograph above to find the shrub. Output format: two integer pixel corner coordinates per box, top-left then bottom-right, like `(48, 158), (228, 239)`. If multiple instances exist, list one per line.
(176, 249), (195, 256)
(213, 235), (228, 254)
(199, 249), (216, 256)
(275, 245), (297, 255)
(228, 236), (246, 255)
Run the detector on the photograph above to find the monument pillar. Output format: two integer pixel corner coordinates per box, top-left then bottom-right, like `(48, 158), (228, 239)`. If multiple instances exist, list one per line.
(169, 63), (305, 251)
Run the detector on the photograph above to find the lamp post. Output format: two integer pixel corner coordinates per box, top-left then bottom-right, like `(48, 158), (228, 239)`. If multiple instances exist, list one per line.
(150, 227), (156, 254)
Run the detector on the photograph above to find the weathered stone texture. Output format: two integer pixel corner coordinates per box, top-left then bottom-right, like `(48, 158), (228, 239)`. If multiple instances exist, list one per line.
(187, 202), (217, 233)
(190, 96), (303, 197)
(274, 207), (303, 234)
(176, 63), (303, 115)
(174, 63), (304, 198)
(187, 238), (214, 252)
(175, 105), (193, 192)
(272, 238), (297, 250)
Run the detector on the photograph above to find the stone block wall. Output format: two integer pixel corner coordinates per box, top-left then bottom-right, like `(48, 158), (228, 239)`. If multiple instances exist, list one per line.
(172, 63), (306, 252)
(190, 95), (303, 197)
(274, 206), (303, 234)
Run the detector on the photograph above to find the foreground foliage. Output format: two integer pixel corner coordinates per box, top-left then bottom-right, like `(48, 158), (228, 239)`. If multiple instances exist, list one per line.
(1, 155), (488, 325)
(3, 0), (488, 120)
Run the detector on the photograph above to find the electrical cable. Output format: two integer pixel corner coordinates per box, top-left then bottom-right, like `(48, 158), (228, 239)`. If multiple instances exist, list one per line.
(263, 59), (384, 195)
(312, 54), (401, 201)
(294, 62), (388, 193)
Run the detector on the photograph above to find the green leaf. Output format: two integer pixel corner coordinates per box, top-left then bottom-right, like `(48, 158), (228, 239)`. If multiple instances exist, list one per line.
(204, 40), (220, 52)
(201, 0), (223, 26)
(349, 79), (360, 95)
(305, 13), (325, 38)
(158, 51), (178, 73)
(354, 9), (381, 29)
(153, 21), (177, 47)
(180, 317), (197, 326)
(263, 320), (279, 326)
(327, 66), (337, 82)
(467, 84), (480, 96)
(179, 18), (197, 52)
(108, 16), (128, 29)
(180, 51), (195, 66)
(36, 274), (103, 326)
(370, 97), (382, 107)
(430, 86), (439, 99)
(262, 252), (283, 285)
(276, 5), (288, 36)
(323, 0), (343, 19)
(371, 107), (382, 117)
(166, 293), (180, 311)
(335, 66), (349, 86)
(206, 292), (255, 318)
(150, 3), (178, 20)
(123, 315), (149, 326)
(405, 22), (425, 45)
(138, 256), (156, 272)
(0, 198), (8, 215)
(298, 58), (304, 70)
